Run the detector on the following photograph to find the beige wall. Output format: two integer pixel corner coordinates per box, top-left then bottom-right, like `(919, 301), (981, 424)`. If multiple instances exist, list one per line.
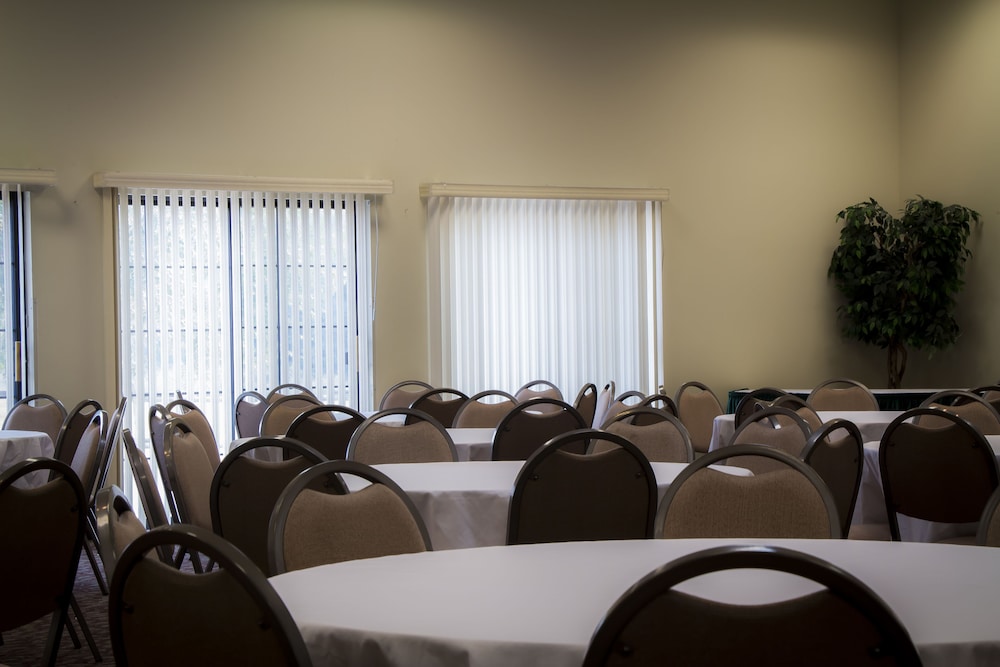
(6, 0), (991, 412)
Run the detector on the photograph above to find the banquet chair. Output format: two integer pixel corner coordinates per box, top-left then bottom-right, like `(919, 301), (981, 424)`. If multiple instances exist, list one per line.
(581, 544), (921, 667)
(269, 460), (430, 574)
(166, 398), (222, 469)
(590, 382), (615, 428)
(728, 406), (812, 474)
(122, 429), (175, 564)
(977, 486), (1000, 547)
(2, 392), (66, 447)
(514, 379), (563, 408)
(599, 408), (694, 463)
(163, 418), (215, 532)
(265, 383), (318, 402)
(573, 383), (598, 429)
(602, 390), (646, 425)
(347, 408), (458, 464)
(407, 387), (470, 428)
(807, 377), (879, 411)
(0, 458), (90, 666)
(378, 379), (433, 410)
(148, 403), (181, 522)
(657, 445), (839, 539)
(492, 398), (588, 461)
(772, 394), (824, 430)
(453, 390), (517, 428)
(638, 393), (678, 418)
(94, 396), (127, 495)
(53, 398), (102, 468)
(880, 407), (1000, 543)
(95, 484), (147, 581)
(733, 387), (788, 428)
(210, 437), (328, 574)
(109, 525), (312, 667)
(67, 408), (109, 594)
(673, 381), (724, 455)
(234, 390), (268, 438)
(507, 429), (657, 545)
(917, 389), (1000, 434)
(259, 393), (321, 437)
(971, 384), (1000, 412)
(285, 404), (366, 460)
(801, 418), (863, 537)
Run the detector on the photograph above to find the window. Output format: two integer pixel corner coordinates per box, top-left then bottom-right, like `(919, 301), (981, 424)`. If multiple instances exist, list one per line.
(114, 186), (376, 462)
(0, 180), (38, 413)
(426, 188), (665, 398)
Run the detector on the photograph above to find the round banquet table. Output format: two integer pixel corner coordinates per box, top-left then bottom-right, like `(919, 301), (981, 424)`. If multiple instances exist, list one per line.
(0, 429), (56, 487)
(269, 538), (1000, 667)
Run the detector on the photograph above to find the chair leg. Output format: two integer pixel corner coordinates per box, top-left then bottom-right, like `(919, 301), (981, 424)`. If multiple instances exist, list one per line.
(41, 605), (69, 666)
(69, 594), (102, 663)
(64, 615), (82, 649)
(82, 536), (108, 595)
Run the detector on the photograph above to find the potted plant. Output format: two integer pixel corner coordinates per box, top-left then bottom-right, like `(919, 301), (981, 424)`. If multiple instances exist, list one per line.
(827, 196), (981, 388)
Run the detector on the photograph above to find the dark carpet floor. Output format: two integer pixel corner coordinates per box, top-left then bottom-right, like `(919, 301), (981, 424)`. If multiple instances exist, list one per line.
(0, 546), (113, 666)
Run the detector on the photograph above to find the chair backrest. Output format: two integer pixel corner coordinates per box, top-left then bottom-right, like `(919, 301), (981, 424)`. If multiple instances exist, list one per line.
(977, 486), (1000, 547)
(269, 460), (430, 574)
(453, 390), (517, 428)
(259, 394), (322, 438)
(492, 398), (588, 461)
(673, 381), (724, 454)
(147, 403), (180, 522)
(507, 429), (657, 545)
(638, 393), (678, 417)
(122, 429), (171, 532)
(234, 390), (268, 439)
(379, 379), (433, 410)
(53, 398), (103, 467)
(514, 379), (563, 407)
(285, 405), (366, 460)
(657, 444), (840, 539)
(95, 396), (128, 495)
(602, 390), (646, 424)
(95, 484), (147, 581)
(581, 544), (922, 667)
(880, 407), (1000, 541)
(600, 408), (694, 463)
(166, 399), (222, 470)
(407, 387), (470, 428)
(918, 389), (1000, 434)
(265, 383), (318, 402)
(573, 383), (598, 427)
(807, 377), (879, 411)
(2, 392), (67, 446)
(210, 437), (327, 575)
(109, 525), (313, 667)
(771, 394), (824, 430)
(347, 408), (458, 464)
(733, 387), (787, 428)
(801, 418), (864, 537)
(69, 409), (108, 505)
(971, 384), (1000, 413)
(591, 382), (616, 428)
(0, 458), (86, 665)
(728, 406), (812, 474)
(163, 418), (216, 530)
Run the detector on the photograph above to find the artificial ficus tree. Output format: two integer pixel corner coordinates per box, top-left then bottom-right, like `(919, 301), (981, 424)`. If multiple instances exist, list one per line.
(828, 196), (980, 388)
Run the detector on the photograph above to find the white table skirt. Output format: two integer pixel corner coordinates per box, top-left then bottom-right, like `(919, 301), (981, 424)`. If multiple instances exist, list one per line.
(856, 435), (1000, 542)
(270, 538), (1000, 667)
(710, 410), (904, 453)
(346, 460), (752, 550)
(0, 430), (55, 488)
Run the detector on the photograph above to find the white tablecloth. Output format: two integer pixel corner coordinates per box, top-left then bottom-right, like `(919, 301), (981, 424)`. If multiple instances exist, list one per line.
(710, 410), (904, 452)
(270, 538), (1000, 667)
(229, 427), (497, 463)
(855, 435), (1000, 542)
(0, 430), (55, 488)
(345, 460), (752, 550)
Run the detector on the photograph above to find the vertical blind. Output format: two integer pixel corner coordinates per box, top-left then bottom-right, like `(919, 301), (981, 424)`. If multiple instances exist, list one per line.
(115, 187), (374, 462)
(428, 196), (663, 397)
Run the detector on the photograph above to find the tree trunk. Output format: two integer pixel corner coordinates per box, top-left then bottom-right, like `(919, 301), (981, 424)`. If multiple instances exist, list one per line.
(887, 339), (907, 389)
